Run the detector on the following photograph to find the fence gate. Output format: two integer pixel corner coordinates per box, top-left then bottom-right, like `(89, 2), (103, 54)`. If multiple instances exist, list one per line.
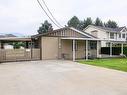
(0, 49), (40, 62)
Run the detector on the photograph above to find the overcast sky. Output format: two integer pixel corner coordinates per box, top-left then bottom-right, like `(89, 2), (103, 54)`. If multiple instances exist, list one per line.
(0, 0), (127, 36)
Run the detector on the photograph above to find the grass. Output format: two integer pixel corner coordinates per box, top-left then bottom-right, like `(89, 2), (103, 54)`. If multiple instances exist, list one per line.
(78, 58), (127, 72)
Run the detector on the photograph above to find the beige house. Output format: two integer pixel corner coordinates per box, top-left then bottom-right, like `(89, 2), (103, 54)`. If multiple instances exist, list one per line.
(32, 27), (101, 61)
(0, 26), (126, 62)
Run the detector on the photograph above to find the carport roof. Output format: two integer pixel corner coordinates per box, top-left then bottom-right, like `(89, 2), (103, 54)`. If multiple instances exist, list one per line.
(0, 37), (31, 42)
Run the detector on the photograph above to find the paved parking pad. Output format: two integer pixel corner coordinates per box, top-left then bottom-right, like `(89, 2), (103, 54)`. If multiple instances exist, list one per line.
(0, 60), (127, 95)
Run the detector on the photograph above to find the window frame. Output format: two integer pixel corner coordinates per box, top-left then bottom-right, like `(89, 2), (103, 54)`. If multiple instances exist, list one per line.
(110, 33), (114, 39)
(122, 33), (125, 38)
(119, 33), (121, 38)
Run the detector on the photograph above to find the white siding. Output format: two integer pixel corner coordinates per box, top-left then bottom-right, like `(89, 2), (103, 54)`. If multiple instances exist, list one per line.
(84, 26), (127, 47)
(84, 26), (108, 47)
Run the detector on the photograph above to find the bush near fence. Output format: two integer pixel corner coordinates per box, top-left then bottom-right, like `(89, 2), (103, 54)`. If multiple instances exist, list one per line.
(101, 47), (127, 56)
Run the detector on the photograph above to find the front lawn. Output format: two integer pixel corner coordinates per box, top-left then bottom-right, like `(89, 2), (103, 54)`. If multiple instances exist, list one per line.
(78, 58), (127, 72)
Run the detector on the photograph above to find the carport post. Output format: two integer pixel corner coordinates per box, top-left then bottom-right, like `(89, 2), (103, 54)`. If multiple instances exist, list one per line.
(110, 42), (112, 57)
(85, 40), (88, 60)
(121, 43), (123, 55)
(72, 39), (75, 61)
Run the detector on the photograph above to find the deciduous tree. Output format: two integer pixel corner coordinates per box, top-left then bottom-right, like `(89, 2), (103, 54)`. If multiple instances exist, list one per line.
(38, 20), (53, 34)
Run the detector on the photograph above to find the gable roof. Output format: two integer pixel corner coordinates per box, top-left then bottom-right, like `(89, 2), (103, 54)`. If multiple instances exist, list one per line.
(32, 27), (97, 39)
(69, 27), (97, 38)
(84, 25), (126, 33)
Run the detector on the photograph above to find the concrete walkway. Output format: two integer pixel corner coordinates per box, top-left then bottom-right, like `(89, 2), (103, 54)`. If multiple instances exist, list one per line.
(0, 60), (127, 95)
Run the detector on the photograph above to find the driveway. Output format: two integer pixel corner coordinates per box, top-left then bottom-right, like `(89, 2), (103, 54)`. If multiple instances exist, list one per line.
(0, 60), (127, 95)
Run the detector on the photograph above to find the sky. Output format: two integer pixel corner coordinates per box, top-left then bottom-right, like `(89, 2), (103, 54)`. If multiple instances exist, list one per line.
(0, 0), (127, 36)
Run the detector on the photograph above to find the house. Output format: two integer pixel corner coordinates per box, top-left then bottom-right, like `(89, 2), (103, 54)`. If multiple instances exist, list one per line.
(84, 25), (127, 47)
(32, 27), (101, 61)
(3, 43), (13, 49)
(0, 26), (126, 62)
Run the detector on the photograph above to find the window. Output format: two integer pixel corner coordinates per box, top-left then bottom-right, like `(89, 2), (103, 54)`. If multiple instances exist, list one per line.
(119, 33), (121, 38)
(122, 34), (125, 38)
(90, 41), (97, 50)
(110, 33), (114, 39)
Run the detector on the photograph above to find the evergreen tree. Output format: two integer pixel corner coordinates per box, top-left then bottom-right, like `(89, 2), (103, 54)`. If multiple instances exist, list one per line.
(67, 16), (80, 28)
(77, 21), (84, 30)
(105, 20), (118, 28)
(94, 17), (103, 26)
(83, 17), (93, 28)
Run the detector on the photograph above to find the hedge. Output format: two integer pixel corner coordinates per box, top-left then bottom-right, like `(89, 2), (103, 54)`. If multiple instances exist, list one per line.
(101, 47), (127, 56)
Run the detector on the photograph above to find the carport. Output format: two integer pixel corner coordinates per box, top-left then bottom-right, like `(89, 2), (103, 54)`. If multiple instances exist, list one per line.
(0, 37), (40, 62)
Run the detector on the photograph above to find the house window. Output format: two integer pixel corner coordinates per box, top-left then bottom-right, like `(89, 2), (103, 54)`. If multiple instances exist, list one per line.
(110, 33), (114, 39)
(89, 41), (97, 50)
(119, 33), (121, 38)
(122, 34), (125, 38)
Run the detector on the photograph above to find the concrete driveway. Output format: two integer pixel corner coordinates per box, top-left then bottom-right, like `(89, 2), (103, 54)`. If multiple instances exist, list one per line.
(0, 60), (127, 95)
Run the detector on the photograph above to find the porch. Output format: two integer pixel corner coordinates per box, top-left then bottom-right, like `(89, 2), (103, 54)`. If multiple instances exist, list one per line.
(60, 38), (126, 61)
(60, 38), (101, 61)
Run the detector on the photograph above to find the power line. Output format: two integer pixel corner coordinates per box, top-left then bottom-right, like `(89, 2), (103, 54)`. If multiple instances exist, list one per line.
(41, 0), (63, 28)
(36, 0), (61, 28)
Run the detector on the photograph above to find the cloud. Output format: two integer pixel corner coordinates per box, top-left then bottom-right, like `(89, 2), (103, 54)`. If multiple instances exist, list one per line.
(0, 0), (127, 35)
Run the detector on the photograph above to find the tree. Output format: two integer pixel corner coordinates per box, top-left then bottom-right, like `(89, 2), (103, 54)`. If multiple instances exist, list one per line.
(37, 20), (53, 34)
(77, 21), (84, 30)
(94, 17), (103, 26)
(104, 20), (118, 28)
(83, 17), (93, 28)
(67, 16), (80, 28)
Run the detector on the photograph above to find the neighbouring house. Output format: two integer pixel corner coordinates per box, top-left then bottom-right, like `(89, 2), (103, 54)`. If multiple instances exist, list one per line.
(32, 27), (101, 61)
(4, 43), (13, 49)
(84, 25), (127, 47)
